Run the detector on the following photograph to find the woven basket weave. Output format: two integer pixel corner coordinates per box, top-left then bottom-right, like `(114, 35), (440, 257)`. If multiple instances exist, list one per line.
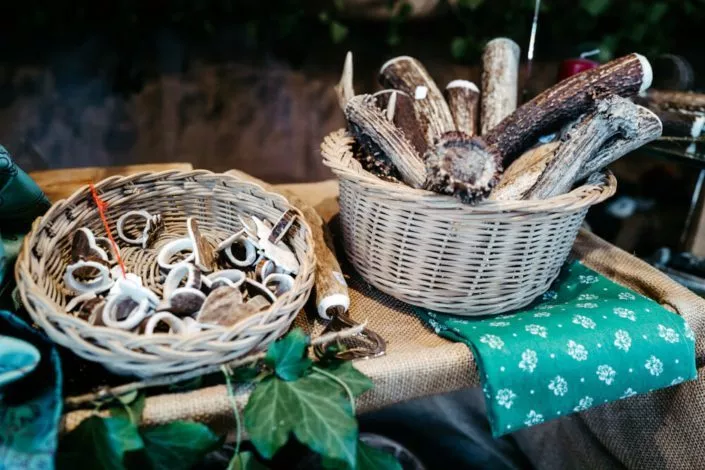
(321, 129), (617, 315)
(15, 170), (315, 377)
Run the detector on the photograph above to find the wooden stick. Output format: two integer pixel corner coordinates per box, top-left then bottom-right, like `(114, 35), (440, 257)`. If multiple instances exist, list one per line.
(345, 94), (426, 188)
(444, 80), (480, 137)
(526, 96), (646, 199)
(481, 38), (520, 134)
(379, 56), (456, 147)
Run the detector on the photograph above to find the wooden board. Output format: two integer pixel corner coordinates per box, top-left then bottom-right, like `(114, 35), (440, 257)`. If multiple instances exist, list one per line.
(30, 163), (193, 202)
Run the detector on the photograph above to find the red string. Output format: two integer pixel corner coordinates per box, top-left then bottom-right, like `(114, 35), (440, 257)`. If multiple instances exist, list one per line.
(89, 183), (126, 279)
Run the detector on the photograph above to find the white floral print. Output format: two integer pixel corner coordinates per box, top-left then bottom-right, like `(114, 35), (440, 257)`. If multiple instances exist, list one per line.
(542, 290), (558, 300)
(496, 389), (517, 409)
(496, 314), (517, 320)
(645, 356), (664, 376)
(576, 302), (598, 309)
(524, 410), (544, 426)
(533, 311), (551, 318)
(519, 349), (538, 373)
(684, 323), (696, 342)
(621, 388), (637, 398)
(596, 365), (617, 385)
(657, 325), (680, 343)
(579, 275), (599, 284)
(572, 314), (596, 330)
(670, 377), (685, 386)
(613, 307), (636, 321)
(489, 321), (510, 327)
(614, 330), (632, 352)
(426, 318), (444, 334)
(548, 376), (568, 396)
(480, 334), (504, 350)
(567, 340), (588, 361)
(578, 293), (599, 301)
(573, 396), (594, 412)
(618, 292), (636, 301)
(525, 324), (548, 338)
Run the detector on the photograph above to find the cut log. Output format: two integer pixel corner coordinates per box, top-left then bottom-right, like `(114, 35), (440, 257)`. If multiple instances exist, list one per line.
(444, 80), (480, 137)
(481, 38), (520, 134)
(379, 56), (456, 147)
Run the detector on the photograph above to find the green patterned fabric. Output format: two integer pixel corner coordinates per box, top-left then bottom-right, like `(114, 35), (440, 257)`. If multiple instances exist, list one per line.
(416, 260), (697, 437)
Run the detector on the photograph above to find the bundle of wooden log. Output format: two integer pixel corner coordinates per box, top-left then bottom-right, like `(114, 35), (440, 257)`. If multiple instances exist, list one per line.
(335, 40), (664, 204)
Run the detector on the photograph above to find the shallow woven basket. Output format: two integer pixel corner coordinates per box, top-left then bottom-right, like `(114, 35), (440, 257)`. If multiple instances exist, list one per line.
(15, 170), (315, 377)
(322, 129), (617, 316)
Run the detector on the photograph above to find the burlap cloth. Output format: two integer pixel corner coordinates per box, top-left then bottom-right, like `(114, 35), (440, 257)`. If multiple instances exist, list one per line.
(63, 181), (705, 470)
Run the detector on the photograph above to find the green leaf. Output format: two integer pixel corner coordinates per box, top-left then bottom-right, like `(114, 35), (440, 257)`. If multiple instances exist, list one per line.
(330, 21), (349, 44)
(168, 375), (204, 392)
(648, 2), (668, 23)
(318, 361), (374, 398)
(244, 375), (357, 468)
(140, 422), (221, 470)
(265, 328), (312, 381)
(229, 451), (270, 470)
(457, 0), (485, 10)
(451, 37), (470, 60)
(57, 416), (143, 470)
(323, 440), (403, 470)
(229, 364), (262, 383)
(111, 392), (146, 425)
(580, 0), (610, 16)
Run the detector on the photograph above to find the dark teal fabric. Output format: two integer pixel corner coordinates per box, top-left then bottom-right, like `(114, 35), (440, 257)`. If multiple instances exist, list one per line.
(416, 261), (697, 437)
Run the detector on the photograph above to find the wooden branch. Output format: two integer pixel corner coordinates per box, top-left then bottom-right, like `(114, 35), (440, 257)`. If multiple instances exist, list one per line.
(489, 142), (560, 201)
(345, 94), (426, 188)
(481, 38), (520, 134)
(444, 80), (480, 137)
(526, 96), (646, 199)
(576, 105), (662, 180)
(334, 51), (354, 110)
(642, 89), (705, 113)
(372, 89), (428, 156)
(379, 56), (456, 147)
(485, 53), (653, 165)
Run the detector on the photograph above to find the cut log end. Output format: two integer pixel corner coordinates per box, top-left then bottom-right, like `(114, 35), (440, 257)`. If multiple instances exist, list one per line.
(424, 132), (502, 204)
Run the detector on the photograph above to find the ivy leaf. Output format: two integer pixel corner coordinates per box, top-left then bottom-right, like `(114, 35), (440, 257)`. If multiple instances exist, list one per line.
(244, 374), (357, 468)
(229, 364), (262, 383)
(322, 440), (403, 470)
(648, 2), (668, 23)
(329, 21), (349, 44)
(265, 328), (312, 381)
(111, 392), (146, 425)
(57, 416), (143, 470)
(580, 0), (611, 16)
(140, 422), (221, 470)
(168, 375), (204, 392)
(229, 451), (270, 470)
(316, 361), (374, 398)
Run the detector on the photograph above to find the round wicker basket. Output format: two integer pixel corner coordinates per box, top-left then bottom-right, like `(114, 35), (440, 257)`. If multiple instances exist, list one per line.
(321, 129), (617, 316)
(15, 170), (315, 377)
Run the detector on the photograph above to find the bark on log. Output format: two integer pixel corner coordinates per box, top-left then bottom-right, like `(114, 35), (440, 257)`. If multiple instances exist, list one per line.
(486, 53), (652, 165)
(379, 56), (456, 147)
(489, 142), (560, 201)
(642, 89), (705, 113)
(526, 96), (648, 199)
(372, 89), (428, 156)
(345, 94), (426, 188)
(576, 105), (662, 180)
(481, 38), (520, 134)
(444, 80), (480, 137)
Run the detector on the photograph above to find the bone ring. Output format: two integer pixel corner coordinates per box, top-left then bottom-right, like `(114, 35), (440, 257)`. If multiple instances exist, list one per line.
(142, 312), (186, 335)
(102, 296), (152, 330)
(157, 238), (195, 270)
(64, 260), (113, 294)
(117, 210), (153, 246)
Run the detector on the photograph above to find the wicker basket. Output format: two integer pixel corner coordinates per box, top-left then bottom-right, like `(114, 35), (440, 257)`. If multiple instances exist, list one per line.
(15, 170), (315, 377)
(321, 129), (617, 316)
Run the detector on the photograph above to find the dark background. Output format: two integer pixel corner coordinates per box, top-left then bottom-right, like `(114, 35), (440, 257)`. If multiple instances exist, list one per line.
(0, 0), (703, 254)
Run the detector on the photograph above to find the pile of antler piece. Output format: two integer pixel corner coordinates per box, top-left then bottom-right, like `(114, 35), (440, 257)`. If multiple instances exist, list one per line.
(635, 89), (705, 154)
(336, 40), (664, 204)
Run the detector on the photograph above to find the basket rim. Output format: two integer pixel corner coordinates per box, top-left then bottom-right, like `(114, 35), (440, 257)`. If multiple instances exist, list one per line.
(15, 169), (316, 344)
(321, 128), (617, 213)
